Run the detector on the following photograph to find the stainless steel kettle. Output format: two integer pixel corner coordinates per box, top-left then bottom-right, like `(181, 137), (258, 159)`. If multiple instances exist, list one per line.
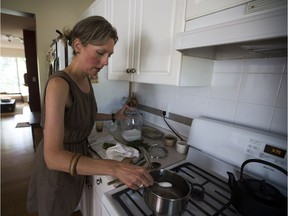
(227, 159), (287, 216)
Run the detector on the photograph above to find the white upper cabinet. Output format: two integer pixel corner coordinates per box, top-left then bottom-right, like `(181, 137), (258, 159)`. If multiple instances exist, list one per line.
(80, 0), (107, 19)
(81, 0), (213, 86)
(186, 0), (252, 20)
(107, 0), (201, 86)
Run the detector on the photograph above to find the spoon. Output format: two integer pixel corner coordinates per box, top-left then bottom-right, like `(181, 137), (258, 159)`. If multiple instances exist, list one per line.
(155, 181), (172, 187)
(138, 147), (172, 188)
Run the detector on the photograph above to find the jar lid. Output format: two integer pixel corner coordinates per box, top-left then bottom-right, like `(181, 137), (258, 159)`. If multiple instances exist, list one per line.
(125, 107), (140, 117)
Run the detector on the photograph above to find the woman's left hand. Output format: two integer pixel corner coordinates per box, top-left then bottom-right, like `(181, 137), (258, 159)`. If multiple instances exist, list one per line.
(115, 105), (129, 120)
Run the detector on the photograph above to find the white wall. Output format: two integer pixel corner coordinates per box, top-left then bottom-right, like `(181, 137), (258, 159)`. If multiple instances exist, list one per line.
(136, 57), (287, 138)
(92, 67), (129, 113)
(2, 0), (94, 97)
(1, 48), (25, 57)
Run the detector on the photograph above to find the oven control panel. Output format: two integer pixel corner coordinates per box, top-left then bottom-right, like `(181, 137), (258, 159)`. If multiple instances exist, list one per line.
(188, 118), (287, 190)
(245, 137), (287, 168)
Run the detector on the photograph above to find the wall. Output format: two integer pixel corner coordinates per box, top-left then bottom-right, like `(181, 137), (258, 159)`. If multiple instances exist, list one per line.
(136, 57), (287, 138)
(1, 0), (94, 97)
(1, 48), (25, 57)
(92, 67), (129, 113)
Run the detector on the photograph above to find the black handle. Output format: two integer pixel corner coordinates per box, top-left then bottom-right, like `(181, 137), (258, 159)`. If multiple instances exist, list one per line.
(240, 158), (287, 180)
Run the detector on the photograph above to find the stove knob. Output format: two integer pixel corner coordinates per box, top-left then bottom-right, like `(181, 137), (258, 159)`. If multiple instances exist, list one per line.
(96, 178), (102, 185)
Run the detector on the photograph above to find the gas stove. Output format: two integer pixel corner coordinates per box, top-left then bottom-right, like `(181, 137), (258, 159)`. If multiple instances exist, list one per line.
(101, 117), (287, 216)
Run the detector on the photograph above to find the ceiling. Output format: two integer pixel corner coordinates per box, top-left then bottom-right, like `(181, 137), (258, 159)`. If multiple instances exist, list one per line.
(1, 12), (36, 49)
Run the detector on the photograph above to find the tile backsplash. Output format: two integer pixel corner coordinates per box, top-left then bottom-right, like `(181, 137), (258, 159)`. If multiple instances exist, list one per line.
(136, 57), (287, 138)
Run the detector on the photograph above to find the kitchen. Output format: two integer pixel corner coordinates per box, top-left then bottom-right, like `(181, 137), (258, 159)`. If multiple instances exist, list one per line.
(1, 0), (287, 216)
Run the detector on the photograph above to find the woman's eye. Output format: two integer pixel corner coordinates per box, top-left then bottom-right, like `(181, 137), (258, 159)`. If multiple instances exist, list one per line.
(97, 51), (104, 56)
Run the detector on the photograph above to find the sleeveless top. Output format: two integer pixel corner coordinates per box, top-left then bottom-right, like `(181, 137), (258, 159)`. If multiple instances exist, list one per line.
(27, 71), (97, 216)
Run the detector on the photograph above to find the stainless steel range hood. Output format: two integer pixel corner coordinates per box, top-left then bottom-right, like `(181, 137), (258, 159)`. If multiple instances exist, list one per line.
(176, 1), (287, 60)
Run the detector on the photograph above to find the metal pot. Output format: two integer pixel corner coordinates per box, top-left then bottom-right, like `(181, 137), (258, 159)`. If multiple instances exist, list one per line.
(227, 159), (287, 216)
(143, 169), (191, 216)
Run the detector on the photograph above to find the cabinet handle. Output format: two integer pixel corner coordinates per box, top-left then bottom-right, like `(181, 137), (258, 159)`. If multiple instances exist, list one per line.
(126, 68), (131, 73)
(131, 68), (136, 73)
(96, 178), (102, 185)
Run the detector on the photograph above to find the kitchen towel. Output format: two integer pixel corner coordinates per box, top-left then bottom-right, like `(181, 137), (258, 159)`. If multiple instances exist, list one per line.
(106, 143), (139, 161)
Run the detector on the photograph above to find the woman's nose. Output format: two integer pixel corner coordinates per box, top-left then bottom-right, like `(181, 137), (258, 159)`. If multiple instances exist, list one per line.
(101, 56), (109, 66)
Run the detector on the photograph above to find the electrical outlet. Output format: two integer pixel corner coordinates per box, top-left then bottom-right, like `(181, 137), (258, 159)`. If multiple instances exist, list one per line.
(161, 103), (170, 117)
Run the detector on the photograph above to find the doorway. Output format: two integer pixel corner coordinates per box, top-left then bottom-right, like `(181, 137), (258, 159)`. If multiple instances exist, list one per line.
(1, 9), (41, 112)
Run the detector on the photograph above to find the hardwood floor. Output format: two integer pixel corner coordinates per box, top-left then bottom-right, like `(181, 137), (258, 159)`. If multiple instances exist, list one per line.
(1, 104), (82, 216)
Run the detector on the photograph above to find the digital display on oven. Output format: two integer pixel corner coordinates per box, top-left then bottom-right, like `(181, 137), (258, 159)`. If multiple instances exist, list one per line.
(264, 144), (286, 158)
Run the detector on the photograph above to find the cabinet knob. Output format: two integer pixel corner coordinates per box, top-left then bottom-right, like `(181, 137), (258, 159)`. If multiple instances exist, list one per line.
(126, 69), (131, 73)
(96, 178), (102, 185)
(131, 68), (136, 73)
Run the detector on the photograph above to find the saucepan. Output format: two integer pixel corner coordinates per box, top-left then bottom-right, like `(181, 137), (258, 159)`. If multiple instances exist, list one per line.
(143, 169), (191, 216)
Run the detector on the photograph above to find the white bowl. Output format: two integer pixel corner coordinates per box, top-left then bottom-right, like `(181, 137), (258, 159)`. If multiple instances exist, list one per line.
(176, 141), (189, 154)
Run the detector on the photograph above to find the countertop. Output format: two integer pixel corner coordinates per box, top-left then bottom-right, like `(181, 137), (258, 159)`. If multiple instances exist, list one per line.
(87, 121), (187, 182)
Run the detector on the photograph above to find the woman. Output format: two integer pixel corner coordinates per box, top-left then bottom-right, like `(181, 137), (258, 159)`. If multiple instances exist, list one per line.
(27, 16), (153, 216)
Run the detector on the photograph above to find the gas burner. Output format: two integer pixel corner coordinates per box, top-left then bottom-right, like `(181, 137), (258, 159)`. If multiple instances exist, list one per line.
(190, 183), (205, 201)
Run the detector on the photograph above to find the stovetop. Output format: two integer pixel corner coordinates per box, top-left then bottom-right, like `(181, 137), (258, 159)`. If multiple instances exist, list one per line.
(110, 162), (241, 216)
(102, 144), (286, 216)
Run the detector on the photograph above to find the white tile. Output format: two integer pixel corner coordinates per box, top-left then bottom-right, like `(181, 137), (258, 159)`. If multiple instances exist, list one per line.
(276, 74), (287, 108)
(172, 91), (187, 116)
(186, 96), (209, 118)
(187, 86), (211, 97)
(234, 103), (274, 131)
(213, 59), (244, 73)
(244, 57), (286, 74)
(239, 74), (282, 106)
(211, 73), (241, 100)
(206, 99), (236, 122)
(270, 108), (287, 136)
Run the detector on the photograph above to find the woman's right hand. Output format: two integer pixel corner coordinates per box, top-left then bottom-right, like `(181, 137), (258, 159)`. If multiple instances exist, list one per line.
(113, 162), (154, 190)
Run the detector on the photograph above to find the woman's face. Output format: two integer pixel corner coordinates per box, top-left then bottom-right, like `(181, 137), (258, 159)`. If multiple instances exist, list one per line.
(77, 38), (115, 77)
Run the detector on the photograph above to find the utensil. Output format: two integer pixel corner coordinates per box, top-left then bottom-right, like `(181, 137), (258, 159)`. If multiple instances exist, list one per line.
(155, 181), (172, 187)
(139, 146), (154, 170)
(227, 159), (287, 216)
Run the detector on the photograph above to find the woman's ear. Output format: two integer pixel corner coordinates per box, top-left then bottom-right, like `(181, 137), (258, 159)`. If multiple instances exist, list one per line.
(73, 38), (82, 54)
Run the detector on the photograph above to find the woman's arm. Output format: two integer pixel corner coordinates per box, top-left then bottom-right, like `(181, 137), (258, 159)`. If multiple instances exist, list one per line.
(43, 79), (152, 189)
(95, 104), (128, 121)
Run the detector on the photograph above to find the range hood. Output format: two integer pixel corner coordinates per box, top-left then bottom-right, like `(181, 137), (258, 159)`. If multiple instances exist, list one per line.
(176, 1), (287, 60)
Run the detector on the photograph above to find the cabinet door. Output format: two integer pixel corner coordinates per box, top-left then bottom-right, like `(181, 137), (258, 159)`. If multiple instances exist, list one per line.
(80, 0), (107, 20)
(92, 175), (115, 215)
(108, 0), (186, 85)
(133, 0), (185, 85)
(107, 0), (135, 81)
(186, 0), (251, 20)
(92, 187), (102, 216)
(79, 184), (92, 216)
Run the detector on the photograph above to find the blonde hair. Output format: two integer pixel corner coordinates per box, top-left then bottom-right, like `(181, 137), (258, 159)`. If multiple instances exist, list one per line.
(62, 16), (118, 55)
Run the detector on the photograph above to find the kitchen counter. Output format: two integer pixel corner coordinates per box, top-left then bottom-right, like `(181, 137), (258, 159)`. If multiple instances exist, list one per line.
(87, 121), (187, 181)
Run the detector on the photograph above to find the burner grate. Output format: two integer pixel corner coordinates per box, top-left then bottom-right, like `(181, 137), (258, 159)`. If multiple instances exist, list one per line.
(112, 162), (241, 216)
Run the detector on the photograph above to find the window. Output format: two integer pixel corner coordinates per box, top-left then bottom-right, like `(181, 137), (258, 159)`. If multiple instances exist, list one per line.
(0, 57), (28, 96)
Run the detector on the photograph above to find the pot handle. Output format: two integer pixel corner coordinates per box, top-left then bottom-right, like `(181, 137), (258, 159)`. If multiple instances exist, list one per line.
(240, 159), (287, 180)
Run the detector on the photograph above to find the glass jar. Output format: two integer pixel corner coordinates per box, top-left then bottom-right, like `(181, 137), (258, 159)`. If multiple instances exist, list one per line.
(121, 108), (143, 142)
